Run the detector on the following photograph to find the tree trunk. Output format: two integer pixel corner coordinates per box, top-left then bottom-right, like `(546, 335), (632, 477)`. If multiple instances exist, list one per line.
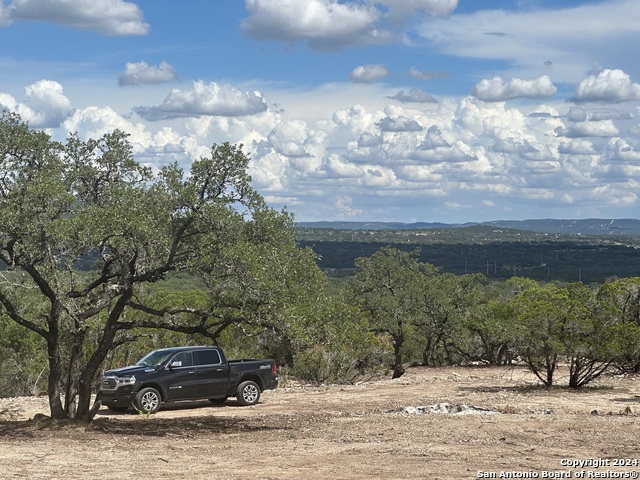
(43, 293), (130, 422)
(423, 331), (445, 366)
(46, 315), (66, 419)
(75, 338), (118, 421)
(64, 328), (86, 418)
(422, 335), (433, 366)
(496, 344), (514, 366)
(75, 371), (99, 421)
(75, 293), (131, 422)
(46, 352), (66, 418)
(392, 320), (405, 379)
(544, 354), (557, 387)
(523, 354), (556, 387)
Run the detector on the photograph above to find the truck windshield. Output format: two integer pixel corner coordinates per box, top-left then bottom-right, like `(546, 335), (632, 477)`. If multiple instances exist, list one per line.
(136, 350), (174, 368)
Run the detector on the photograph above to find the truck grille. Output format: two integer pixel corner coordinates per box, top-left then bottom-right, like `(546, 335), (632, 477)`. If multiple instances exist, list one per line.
(101, 377), (117, 390)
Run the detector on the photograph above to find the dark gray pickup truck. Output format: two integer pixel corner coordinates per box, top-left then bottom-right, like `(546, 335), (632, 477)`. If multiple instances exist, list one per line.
(99, 345), (278, 413)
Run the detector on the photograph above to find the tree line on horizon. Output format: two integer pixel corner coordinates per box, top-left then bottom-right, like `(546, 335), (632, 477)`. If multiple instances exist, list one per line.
(297, 235), (640, 284)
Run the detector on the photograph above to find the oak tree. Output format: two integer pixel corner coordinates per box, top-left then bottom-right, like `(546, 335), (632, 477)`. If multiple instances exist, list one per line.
(0, 111), (320, 421)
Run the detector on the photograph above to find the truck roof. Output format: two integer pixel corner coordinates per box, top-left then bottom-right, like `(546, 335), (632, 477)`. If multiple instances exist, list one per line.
(151, 345), (218, 353)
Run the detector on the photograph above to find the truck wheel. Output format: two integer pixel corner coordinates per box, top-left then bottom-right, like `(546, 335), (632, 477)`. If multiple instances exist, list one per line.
(236, 380), (260, 406)
(135, 387), (161, 414)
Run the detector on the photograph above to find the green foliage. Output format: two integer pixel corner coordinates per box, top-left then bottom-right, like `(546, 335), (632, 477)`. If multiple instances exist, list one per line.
(560, 284), (616, 388)
(292, 345), (367, 385)
(609, 322), (640, 372)
(596, 277), (640, 372)
(455, 299), (517, 365)
(280, 291), (390, 383)
(418, 272), (486, 366)
(3, 108), (640, 406)
(510, 283), (568, 386)
(508, 280), (636, 387)
(0, 314), (47, 397)
(0, 112), (324, 420)
(348, 247), (426, 375)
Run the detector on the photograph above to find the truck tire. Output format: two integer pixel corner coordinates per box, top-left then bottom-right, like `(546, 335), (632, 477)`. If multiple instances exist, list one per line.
(135, 387), (161, 414)
(236, 380), (260, 406)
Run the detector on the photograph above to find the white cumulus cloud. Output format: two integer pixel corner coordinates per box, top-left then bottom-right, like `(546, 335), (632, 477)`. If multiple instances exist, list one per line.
(555, 119), (620, 138)
(558, 139), (597, 155)
(241, 0), (385, 51)
(133, 81), (269, 120)
(378, 116), (423, 132)
(240, 0), (459, 51)
(119, 61), (178, 86)
(0, 79), (72, 128)
(0, 0), (148, 35)
(472, 75), (557, 102)
(349, 64), (389, 83)
(388, 88), (437, 103)
(408, 67), (448, 81)
(62, 105), (152, 151)
(572, 69), (640, 103)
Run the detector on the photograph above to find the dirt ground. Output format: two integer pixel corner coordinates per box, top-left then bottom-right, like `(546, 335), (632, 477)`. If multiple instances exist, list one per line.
(1, 365), (640, 480)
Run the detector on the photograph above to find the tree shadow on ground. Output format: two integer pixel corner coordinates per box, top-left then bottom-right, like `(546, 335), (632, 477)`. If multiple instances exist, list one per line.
(95, 398), (250, 417)
(0, 413), (288, 439)
(456, 384), (616, 394)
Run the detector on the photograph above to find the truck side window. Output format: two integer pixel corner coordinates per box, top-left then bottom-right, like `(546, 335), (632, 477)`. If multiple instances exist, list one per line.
(171, 351), (194, 367)
(195, 349), (221, 366)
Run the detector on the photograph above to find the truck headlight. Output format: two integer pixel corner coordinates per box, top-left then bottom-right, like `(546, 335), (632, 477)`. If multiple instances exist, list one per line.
(116, 375), (136, 386)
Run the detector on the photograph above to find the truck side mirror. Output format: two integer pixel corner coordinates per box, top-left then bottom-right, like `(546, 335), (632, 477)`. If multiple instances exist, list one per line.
(169, 360), (182, 368)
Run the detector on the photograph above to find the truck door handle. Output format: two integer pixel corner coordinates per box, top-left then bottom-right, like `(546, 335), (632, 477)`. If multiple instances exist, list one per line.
(216, 368), (223, 372)
(188, 371), (195, 374)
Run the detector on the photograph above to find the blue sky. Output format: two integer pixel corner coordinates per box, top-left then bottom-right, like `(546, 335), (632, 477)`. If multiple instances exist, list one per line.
(2, 0), (640, 223)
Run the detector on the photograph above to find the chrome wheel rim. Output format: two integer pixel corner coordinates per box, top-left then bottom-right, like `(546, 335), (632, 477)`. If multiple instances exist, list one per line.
(141, 391), (159, 412)
(242, 384), (259, 403)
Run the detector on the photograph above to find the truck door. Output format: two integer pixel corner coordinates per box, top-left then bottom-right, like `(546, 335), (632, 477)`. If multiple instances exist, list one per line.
(165, 351), (199, 401)
(195, 349), (229, 397)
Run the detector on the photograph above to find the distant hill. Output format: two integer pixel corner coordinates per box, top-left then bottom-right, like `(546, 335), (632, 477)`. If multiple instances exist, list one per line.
(296, 221), (456, 230)
(297, 218), (640, 236)
(482, 219), (640, 236)
(295, 218), (640, 283)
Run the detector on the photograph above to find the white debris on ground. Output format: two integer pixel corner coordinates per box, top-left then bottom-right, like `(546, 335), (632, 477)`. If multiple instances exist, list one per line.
(399, 403), (500, 415)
